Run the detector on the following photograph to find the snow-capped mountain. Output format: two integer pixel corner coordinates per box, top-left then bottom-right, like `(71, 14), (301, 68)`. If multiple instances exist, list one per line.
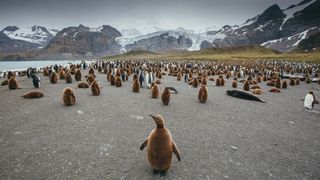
(2, 25), (58, 48)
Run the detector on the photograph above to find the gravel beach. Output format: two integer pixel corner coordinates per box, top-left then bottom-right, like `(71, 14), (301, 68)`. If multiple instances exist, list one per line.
(0, 69), (319, 179)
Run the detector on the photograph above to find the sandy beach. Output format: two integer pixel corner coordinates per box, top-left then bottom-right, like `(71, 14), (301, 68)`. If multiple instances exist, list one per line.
(0, 69), (319, 179)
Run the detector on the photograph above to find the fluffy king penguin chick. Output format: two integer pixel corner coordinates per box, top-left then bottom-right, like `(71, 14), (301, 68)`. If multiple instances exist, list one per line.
(140, 114), (181, 176)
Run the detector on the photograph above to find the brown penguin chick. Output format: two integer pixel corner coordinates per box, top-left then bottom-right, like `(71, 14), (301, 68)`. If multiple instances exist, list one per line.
(250, 85), (261, 89)
(256, 76), (262, 83)
(226, 72), (230, 79)
(7, 71), (15, 79)
(251, 80), (258, 85)
(59, 70), (66, 79)
(220, 77), (225, 86)
(62, 87), (76, 106)
(198, 85), (208, 103)
(289, 79), (295, 86)
(282, 80), (288, 89)
(43, 69), (48, 76)
(78, 82), (89, 88)
(132, 79), (140, 93)
(155, 79), (161, 84)
(1, 79), (8, 86)
(295, 78), (300, 85)
(8, 77), (19, 89)
(243, 80), (250, 91)
(115, 76), (122, 87)
(89, 67), (95, 75)
(192, 78), (199, 88)
(87, 75), (95, 85)
(75, 69), (82, 81)
(305, 77), (311, 84)
(109, 74), (115, 86)
(247, 75), (253, 81)
(275, 78), (281, 89)
(216, 78), (221, 86)
(151, 84), (160, 98)
(202, 78), (207, 86)
(263, 76), (267, 82)
(209, 77), (215, 81)
(140, 114), (181, 176)
(177, 72), (182, 81)
(98, 66), (102, 73)
(133, 74), (138, 81)
(22, 91), (44, 99)
(232, 80), (237, 88)
(91, 81), (101, 96)
(50, 72), (58, 84)
(269, 87), (281, 93)
(252, 89), (262, 95)
(162, 87), (171, 105)
(65, 71), (73, 84)
(266, 81), (275, 86)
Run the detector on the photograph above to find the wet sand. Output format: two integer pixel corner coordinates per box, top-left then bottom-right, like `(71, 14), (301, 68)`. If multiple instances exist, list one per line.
(0, 69), (319, 179)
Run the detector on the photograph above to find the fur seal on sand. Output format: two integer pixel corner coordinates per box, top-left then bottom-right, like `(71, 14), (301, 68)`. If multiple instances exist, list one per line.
(140, 114), (181, 176)
(226, 89), (266, 103)
(62, 87), (76, 106)
(198, 85), (208, 103)
(162, 87), (170, 105)
(50, 72), (58, 84)
(78, 82), (89, 88)
(22, 91), (44, 99)
(91, 81), (101, 96)
(8, 77), (19, 89)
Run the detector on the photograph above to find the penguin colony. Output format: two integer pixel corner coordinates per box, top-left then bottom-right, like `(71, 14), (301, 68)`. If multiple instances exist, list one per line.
(3, 59), (320, 177)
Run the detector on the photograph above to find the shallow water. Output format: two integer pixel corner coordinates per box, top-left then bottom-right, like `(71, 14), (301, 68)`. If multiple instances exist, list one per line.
(0, 60), (82, 71)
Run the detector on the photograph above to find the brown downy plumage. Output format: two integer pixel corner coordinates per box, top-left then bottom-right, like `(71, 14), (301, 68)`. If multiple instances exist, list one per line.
(151, 84), (160, 98)
(59, 70), (66, 79)
(250, 85), (261, 89)
(62, 87), (76, 106)
(132, 79), (140, 93)
(50, 72), (58, 84)
(75, 69), (82, 81)
(275, 78), (281, 89)
(295, 78), (300, 85)
(65, 71), (73, 84)
(8, 77), (19, 89)
(289, 79), (295, 86)
(282, 80), (288, 89)
(256, 76), (262, 83)
(115, 76), (122, 87)
(269, 87), (281, 93)
(110, 74), (116, 86)
(91, 81), (101, 96)
(140, 114), (181, 176)
(22, 92), (44, 99)
(252, 89), (262, 95)
(232, 80), (237, 88)
(162, 88), (171, 105)
(87, 75), (95, 85)
(305, 77), (311, 84)
(192, 78), (199, 88)
(243, 80), (250, 91)
(198, 85), (208, 103)
(1, 79), (8, 86)
(216, 78), (221, 86)
(77, 82), (89, 88)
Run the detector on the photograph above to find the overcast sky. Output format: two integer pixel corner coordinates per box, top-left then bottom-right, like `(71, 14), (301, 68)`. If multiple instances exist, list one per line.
(0, 0), (303, 33)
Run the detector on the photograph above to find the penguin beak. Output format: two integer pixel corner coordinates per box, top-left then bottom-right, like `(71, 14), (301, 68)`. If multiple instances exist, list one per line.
(149, 114), (155, 119)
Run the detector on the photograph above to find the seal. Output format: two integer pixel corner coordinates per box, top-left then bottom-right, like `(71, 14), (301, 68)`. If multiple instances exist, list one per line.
(226, 89), (266, 103)
(22, 91), (44, 99)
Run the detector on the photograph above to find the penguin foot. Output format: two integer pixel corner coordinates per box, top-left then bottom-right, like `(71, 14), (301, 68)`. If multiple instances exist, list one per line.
(153, 169), (159, 175)
(159, 170), (166, 177)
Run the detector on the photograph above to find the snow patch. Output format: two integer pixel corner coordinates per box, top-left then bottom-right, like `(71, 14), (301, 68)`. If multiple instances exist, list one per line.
(280, 0), (316, 30)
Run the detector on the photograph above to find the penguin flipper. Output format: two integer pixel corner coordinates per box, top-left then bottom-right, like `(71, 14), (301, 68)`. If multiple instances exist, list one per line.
(140, 139), (148, 150)
(172, 141), (181, 161)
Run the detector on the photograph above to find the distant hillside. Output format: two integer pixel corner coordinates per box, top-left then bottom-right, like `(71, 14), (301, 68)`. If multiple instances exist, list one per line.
(297, 32), (320, 51)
